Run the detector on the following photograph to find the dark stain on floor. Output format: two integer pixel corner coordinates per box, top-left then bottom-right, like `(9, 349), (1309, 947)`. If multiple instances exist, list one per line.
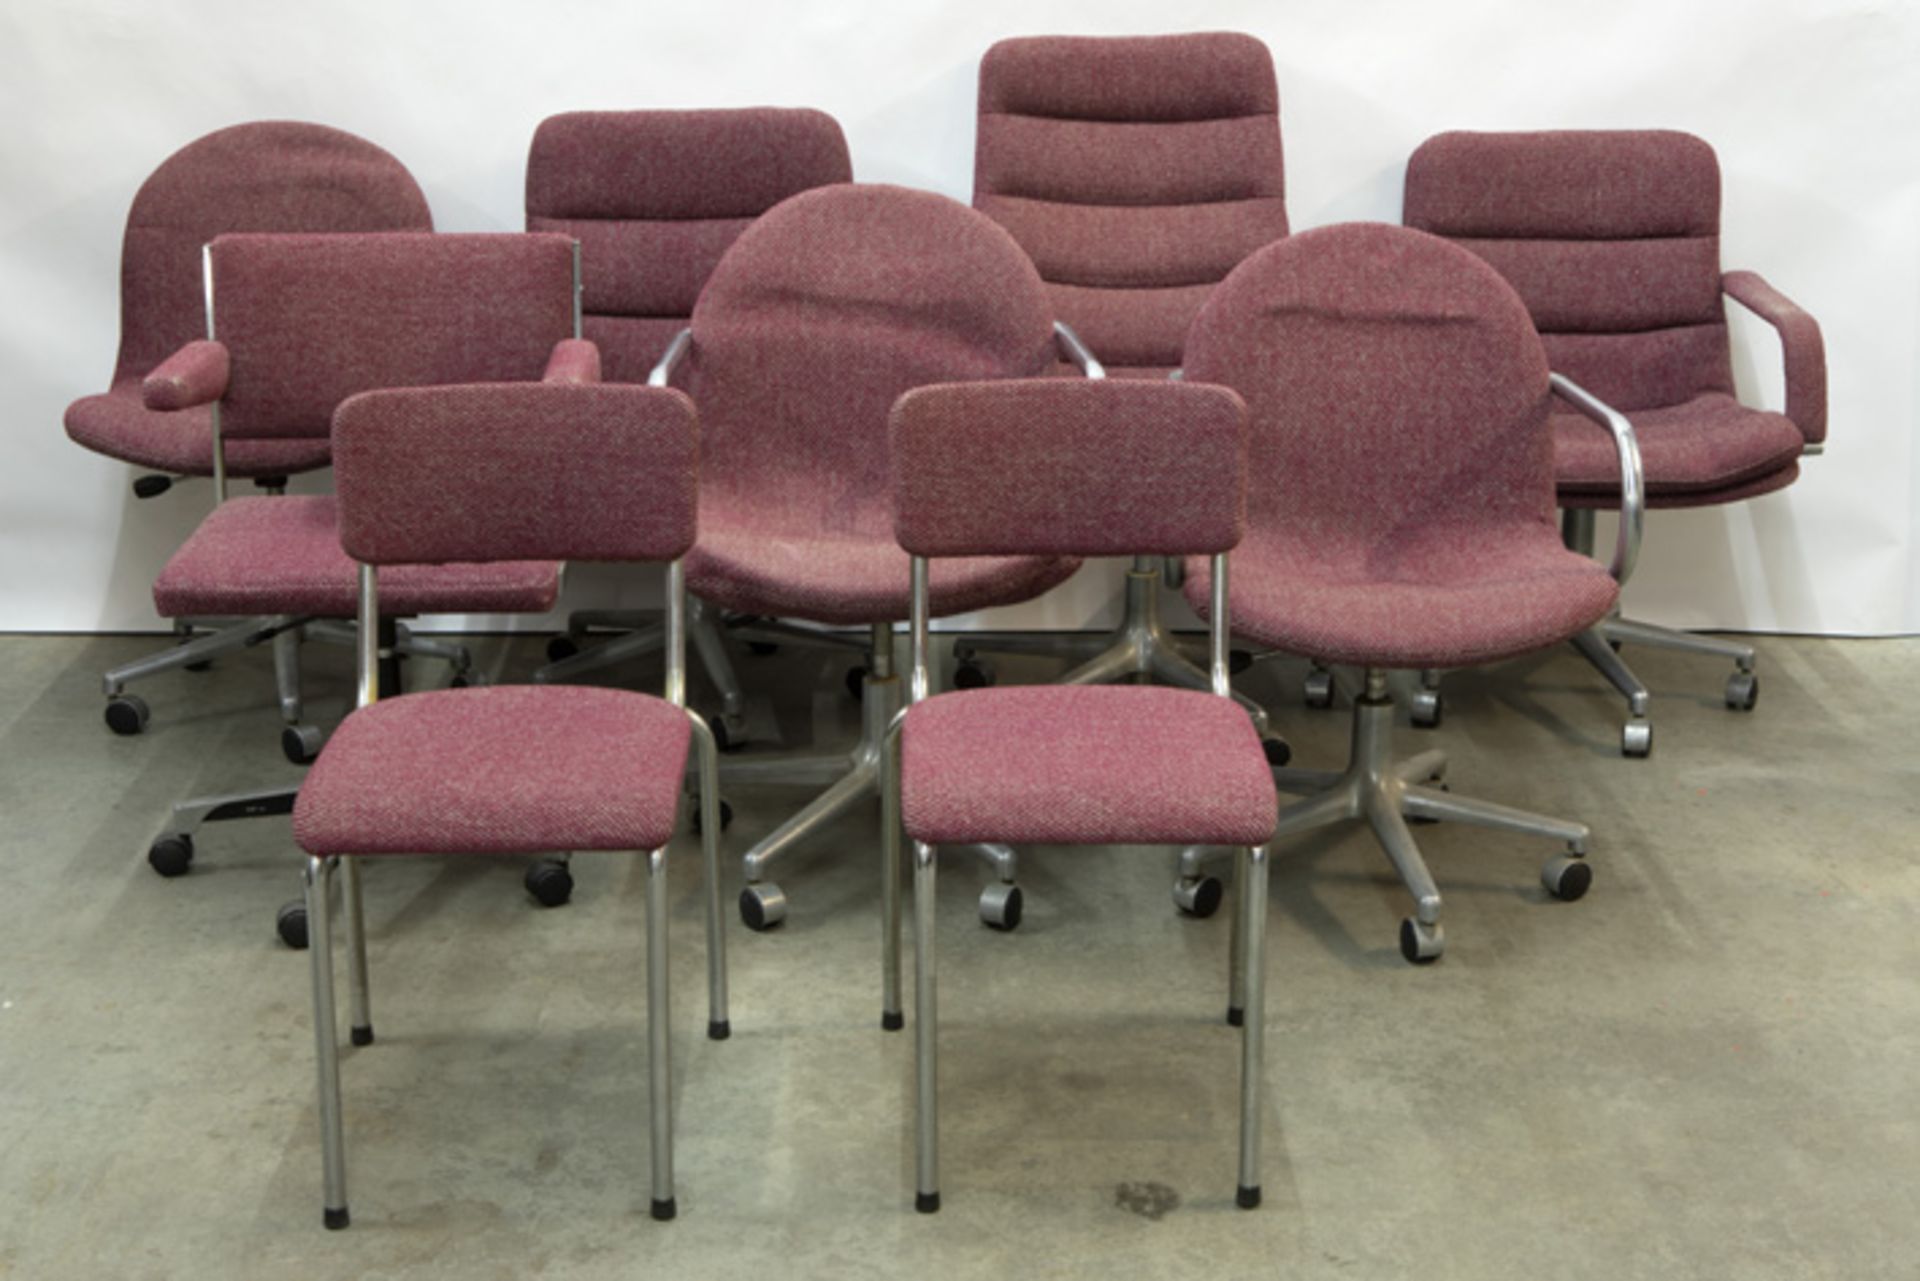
(1115, 1181), (1181, 1220)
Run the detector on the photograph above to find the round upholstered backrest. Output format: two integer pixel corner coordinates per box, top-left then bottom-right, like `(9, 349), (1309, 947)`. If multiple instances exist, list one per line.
(116, 122), (432, 385)
(526, 109), (852, 383)
(687, 183), (1055, 529)
(1404, 130), (1728, 412)
(974, 32), (1287, 376)
(1185, 223), (1555, 548)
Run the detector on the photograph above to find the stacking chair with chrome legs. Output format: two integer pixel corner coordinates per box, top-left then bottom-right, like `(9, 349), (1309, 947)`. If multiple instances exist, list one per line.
(61, 121), (438, 744)
(292, 380), (726, 1228)
(1177, 223), (1640, 963)
(881, 376), (1277, 1211)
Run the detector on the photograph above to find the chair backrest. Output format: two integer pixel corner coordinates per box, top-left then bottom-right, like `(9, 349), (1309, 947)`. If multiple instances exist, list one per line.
(207, 232), (576, 440)
(526, 109), (852, 384)
(1403, 129), (1730, 412)
(332, 382), (697, 566)
(973, 32), (1287, 377)
(890, 379), (1246, 558)
(114, 121), (432, 386)
(1185, 223), (1557, 553)
(686, 183), (1055, 531)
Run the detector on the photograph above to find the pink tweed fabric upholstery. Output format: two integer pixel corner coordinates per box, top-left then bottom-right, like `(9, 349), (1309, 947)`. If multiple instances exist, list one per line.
(683, 183), (1079, 624)
(542, 338), (602, 385)
(527, 109), (851, 383)
(140, 340), (229, 411)
(890, 379), (1247, 557)
(294, 686), (691, 855)
(1404, 130), (1825, 510)
(207, 232), (576, 440)
(974, 33), (1287, 376)
(64, 121), (431, 477)
(332, 383), (697, 566)
(152, 496), (559, 618)
(901, 686), (1276, 846)
(1181, 223), (1618, 669)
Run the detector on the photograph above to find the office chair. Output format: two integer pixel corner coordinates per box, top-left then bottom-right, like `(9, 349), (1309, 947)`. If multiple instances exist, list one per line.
(523, 108), (854, 734)
(1179, 223), (1640, 963)
(1404, 130), (1827, 755)
(656, 182), (1085, 930)
(63, 121), (440, 741)
(136, 232), (593, 927)
(953, 32), (1290, 758)
(882, 376), (1277, 1212)
(294, 379), (726, 1228)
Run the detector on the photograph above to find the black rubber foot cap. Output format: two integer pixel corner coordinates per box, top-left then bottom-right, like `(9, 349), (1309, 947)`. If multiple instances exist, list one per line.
(1237, 1185), (1262, 1210)
(651, 1197), (677, 1222)
(915, 1191), (941, 1214)
(881, 1011), (905, 1032)
(1227, 1006), (1244, 1027)
(350, 1026), (374, 1047)
(707, 1019), (731, 1041)
(324, 1206), (350, 1230)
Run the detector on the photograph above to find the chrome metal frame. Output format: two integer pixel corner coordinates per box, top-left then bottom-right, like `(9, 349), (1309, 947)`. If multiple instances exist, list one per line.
(303, 555), (725, 1228)
(890, 549), (1272, 1210)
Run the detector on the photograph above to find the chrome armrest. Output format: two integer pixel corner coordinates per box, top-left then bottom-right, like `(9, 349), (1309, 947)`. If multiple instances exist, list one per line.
(648, 328), (693, 388)
(1550, 372), (1643, 585)
(1053, 321), (1105, 380)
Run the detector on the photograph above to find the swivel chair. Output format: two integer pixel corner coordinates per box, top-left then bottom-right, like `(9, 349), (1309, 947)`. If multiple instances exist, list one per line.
(1179, 223), (1640, 963)
(1404, 130), (1827, 755)
(63, 121), (438, 740)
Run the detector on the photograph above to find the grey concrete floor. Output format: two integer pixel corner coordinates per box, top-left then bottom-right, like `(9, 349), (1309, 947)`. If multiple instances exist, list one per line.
(0, 627), (1916, 1279)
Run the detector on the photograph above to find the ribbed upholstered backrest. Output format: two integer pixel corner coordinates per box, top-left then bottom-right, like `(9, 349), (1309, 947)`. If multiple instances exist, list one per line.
(526, 109), (852, 384)
(1185, 224), (1557, 554)
(973, 32), (1287, 377)
(891, 379), (1246, 557)
(333, 382), (698, 565)
(208, 232), (576, 439)
(687, 183), (1055, 532)
(1403, 130), (1731, 412)
(115, 122), (432, 386)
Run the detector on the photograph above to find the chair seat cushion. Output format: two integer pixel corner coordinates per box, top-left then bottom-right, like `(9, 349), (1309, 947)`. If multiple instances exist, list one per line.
(901, 685), (1277, 847)
(293, 686), (692, 855)
(152, 496), (560, 618)
(65, 383), (333, 478)
(685, 515), (1079, 626)
(1555, 393), (1804, 500)
(1187, 530), (1618, 669)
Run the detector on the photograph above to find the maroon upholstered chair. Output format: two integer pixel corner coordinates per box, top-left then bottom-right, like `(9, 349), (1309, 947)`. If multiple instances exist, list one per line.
(65, 122), (433, 738)
(954, 32), (1290, 753)
(1405, 130), (1827, 754)
(525, 108), (854, 718)
(293, 380), (724, 1229)
(658, 182), (1084, 931)
(884, 377), (1276, 1212)
(137, 232), (587, 907)
(1182, 223), (1637, 964)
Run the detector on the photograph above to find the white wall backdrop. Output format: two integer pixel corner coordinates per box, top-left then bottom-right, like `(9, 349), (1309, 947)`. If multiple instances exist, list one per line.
(2, 0), (1914, 635)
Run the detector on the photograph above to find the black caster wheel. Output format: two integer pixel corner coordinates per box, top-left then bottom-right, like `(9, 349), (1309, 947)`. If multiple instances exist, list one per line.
(282, 723), (325, 765)
(1261, 735), (1291, 767)
(1621, 719), (1653, 758)
(525, 859), (574, 907)
(105, 694), (150, 736)
(747, 640), (780, 656)
(1303, 670), (1334, 710)
(277, 901), (309, 950)
(979, 882), (1022, 930)
(740, 883), (788, 931)
(1541, 854), (1593, 902)
(691, 798), (734, 835)
(545, 633), (580, 663)
(845, 666), (867, 701)
(1725, 671), (1758, 711)
(1172, 875), (1223, 918)
(1229, 649), (1254, 676)
(953, 660), (996, 690)
(710, 716), (747, 754)
(1410, 690), (1443, 729)
(148, 834), (193, 877)
(1399, 917), (1443, 964)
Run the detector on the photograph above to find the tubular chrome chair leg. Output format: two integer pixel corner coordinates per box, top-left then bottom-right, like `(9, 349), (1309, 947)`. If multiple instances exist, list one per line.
(342, 857), (373, 1047)
(1235, 844), (1270, 1210)
(912, 838), (940, 1213)
(880, 726), (905, 1031)
(690, 715), (730, 1040)
(303, 855), (350, 1229)
(646, 845), (676, 1221)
